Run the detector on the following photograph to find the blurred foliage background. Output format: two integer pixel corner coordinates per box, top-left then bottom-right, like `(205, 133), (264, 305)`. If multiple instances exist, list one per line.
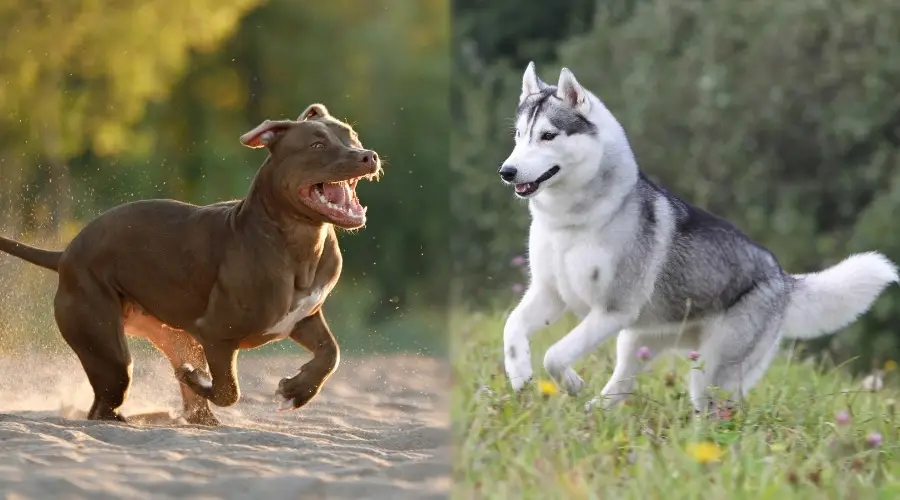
(0, 0), (449, 357)
(451, 0), (900, 374)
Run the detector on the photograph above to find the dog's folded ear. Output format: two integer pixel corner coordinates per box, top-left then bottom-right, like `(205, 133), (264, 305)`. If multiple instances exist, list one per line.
(299, 103), (330, 121)
(557, 68), (591, 115)
(520, 61), (546, 102)
(239, 120), (294, 149)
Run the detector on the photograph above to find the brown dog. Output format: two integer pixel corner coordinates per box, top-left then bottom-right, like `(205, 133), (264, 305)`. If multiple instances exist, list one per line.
(0, 104), (381, 426)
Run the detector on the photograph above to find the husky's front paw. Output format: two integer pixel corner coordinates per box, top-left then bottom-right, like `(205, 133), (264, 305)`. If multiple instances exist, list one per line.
(584, 397), (603, 414)
(504, 344), (534, 392)
(561, 368), (584, 396)
(543, 349), (584, 396)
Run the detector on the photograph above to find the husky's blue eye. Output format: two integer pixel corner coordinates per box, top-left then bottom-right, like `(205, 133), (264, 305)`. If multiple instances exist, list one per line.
(540, 132), (558, 141)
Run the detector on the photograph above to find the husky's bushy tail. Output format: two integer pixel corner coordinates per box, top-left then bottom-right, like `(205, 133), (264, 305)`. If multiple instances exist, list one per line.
(782, 252), (898, 339)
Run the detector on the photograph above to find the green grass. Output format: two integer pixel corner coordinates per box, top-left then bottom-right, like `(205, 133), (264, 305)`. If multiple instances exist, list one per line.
(452, 310), (900, 499)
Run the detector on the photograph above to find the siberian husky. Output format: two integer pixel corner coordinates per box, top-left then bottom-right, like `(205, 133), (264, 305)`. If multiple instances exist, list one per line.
(499, 62), (898, 412)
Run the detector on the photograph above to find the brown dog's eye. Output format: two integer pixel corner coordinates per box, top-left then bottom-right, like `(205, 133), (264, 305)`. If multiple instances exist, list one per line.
(311, 142), (326, 149)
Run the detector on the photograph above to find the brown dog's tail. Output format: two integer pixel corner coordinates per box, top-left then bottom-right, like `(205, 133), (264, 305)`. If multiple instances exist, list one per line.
(0, 236), (61, 272)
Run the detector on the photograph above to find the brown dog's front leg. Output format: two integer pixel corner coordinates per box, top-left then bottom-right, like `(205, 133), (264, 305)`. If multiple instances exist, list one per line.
(176, 340), (241, 408)
(276, 310), (340, 411)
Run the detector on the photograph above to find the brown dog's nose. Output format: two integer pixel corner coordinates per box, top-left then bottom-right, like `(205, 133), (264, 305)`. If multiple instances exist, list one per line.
(360, 151), (378, 164)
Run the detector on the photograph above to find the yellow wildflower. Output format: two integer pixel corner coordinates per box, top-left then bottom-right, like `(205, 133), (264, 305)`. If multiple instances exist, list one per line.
(884, 360), (898, 372)
(537, 379), (559, 396)
(686, 442), (723, 464)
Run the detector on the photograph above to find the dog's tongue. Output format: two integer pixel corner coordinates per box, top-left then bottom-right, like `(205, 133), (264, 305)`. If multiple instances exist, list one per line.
(322, 182), (348, 205)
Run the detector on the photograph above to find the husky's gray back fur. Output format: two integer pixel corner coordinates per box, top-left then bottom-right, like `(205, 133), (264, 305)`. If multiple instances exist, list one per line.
(635, 173), (790, 324)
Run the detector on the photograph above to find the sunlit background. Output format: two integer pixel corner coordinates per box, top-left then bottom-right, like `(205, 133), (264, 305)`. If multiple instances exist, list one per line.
(0, 0), (450, 357)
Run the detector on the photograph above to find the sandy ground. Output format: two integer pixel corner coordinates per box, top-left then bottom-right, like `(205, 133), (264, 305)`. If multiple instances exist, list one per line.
(0, 352), (450, 500)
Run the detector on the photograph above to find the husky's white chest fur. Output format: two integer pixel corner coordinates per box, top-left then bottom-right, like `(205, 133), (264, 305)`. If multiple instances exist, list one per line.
(530, 222), (617, 319)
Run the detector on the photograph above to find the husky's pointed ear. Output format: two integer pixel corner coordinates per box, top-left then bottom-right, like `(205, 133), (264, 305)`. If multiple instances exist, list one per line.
(520, 61), (545, 102)
(557, 68), (591, 115)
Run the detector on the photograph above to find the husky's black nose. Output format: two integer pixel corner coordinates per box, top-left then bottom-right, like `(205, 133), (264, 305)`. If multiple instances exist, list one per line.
(498, 165), (517, 182)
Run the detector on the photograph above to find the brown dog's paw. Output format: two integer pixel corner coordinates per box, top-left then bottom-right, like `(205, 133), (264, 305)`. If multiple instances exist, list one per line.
(176, 363), (214, 398)
(274, 372), (323, 412)
(87, 404), (128, 423)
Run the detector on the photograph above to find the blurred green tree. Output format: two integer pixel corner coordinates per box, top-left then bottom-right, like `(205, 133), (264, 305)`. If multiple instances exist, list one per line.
(0, 0), (261, 231)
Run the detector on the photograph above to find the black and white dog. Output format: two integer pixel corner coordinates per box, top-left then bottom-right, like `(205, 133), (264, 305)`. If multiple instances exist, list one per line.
(499, 62), (898, 412)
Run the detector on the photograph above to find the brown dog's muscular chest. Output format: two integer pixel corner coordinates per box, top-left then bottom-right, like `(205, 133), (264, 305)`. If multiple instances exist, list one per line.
(231, 227), (342, 349)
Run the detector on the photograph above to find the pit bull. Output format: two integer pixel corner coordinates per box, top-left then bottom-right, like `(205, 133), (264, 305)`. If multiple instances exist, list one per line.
(0, 103), (381, 426)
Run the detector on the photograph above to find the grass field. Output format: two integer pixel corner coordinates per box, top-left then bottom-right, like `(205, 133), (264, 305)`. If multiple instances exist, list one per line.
(452, 310), (900, 499)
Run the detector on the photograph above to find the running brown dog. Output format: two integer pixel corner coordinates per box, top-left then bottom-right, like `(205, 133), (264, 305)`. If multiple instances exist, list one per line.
(0, 104), (381, 426)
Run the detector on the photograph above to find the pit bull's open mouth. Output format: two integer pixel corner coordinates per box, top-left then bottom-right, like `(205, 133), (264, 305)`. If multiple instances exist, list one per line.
(299, 175), (373, 227)
(514, 165), (561, 198)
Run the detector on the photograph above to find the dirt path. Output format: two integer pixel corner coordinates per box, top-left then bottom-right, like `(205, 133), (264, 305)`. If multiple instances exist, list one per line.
(0, 353), (450, 499)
